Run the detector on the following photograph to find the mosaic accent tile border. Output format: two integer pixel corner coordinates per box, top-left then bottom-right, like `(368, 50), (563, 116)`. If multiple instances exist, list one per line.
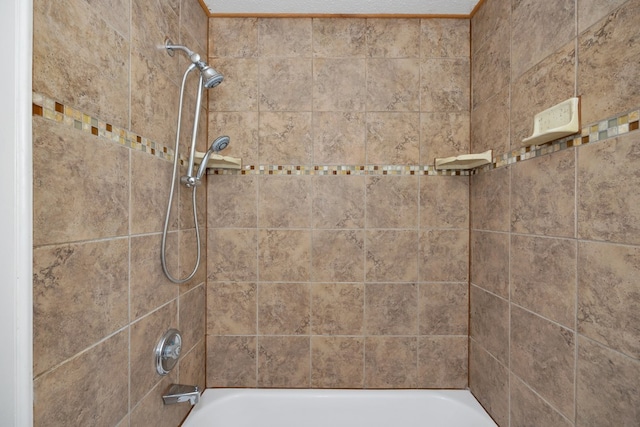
(475, 108), (640, 174)
(33, 92), (639, 177)
(32, 92), (175, 161)
(211, 164), (469, 176)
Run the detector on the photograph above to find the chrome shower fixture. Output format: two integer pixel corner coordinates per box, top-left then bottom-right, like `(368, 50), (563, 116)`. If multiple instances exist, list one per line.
(196, 136), (231, 181)
(165, 39), (224, 88)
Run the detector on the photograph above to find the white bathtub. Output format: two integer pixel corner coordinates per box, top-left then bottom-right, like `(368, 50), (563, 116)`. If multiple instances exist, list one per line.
(182, 389), (497, 427)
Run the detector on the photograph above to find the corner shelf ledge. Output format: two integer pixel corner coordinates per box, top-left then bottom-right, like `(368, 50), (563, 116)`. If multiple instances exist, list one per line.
(193, 151), (242, 170)
(434, 150), (493, 171)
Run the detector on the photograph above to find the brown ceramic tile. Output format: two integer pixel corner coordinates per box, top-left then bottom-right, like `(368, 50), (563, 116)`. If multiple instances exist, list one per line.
(418, 336), (468, 388)
(366, 112), (420, 164)
(420, 112), (470, 165)
(207, 228), (257, 281)
(311, 230), (365, 283)
(130, 302), (178, 406)
(207, 175), (257, 228)
(311, 283), (364, 335)
(578, 1), (640, 125)
(178, 339), (206, 393)
(577, 337), (640, 426)
(511, 149), (576, 238)
(179, 284), (206, 352)
(365, 337), (417, 388)
(313, 18), (366, 58)
(258, 283), (310, 335)
(420, 19), (469, 58)
(206, 335), (257, 387)
(209, 58), (258, 111)
(181, 0), (208, 46)
(471, 0), (510, 55)
(209, 18), (258, 58)
(259, 58), (312, 111)
(511, 306), (575, 419)
(258, 112), (313, 165)
(130, 234), (179, 321)
(258, 175), (311, 228)
(366, 176), (419, 229)
(129, 374), (189, 427)
(33, 0), (130, 126)
(470, 230), (509, 298)
(511, 41), (576, 149)
(469, 340), (509, 427)
(578, 241), (640, 359)
(511, 374), (573, 427)
(419, 283), (468, 335)
(208, 112), (259, 166)
(419, 175), (469, 229)
(365, 283), (418, 335)
(207, 282), (257, 335)
(366, 59), (420, 111)
(578, 132), (640, 245)
(471, 85), (509, 154)
(511, 0), (575, 79)
(419, 230), (469, 282)
(577, 0), (628, 33)
(33, 118), (129, 245)
(471, 22), (509, 108)
(131, 0), (180, 77)
(258, 229), (311, 282)
(258, 18), (312, 57)
(86, 0), (130, 38)
(130, 51), (181, 148)
(131, 151), (177, 235)
(258, 336), (311, 388)
(470, 166), (510, 232)
(366, 19), (420, 58)
(312, 112), (366, 165)
(312, 175), (365, 229)
(311, 337), (364, 388)
(34, 330), (128, 427)
(313, 58), (366, 111)
(421, 58), (470, 112)
(365, 230), (419, 283)
(511, 235), (577, 328)
(178, 228), (207, 290)
(470, 285), (509, 364)
(33, 239), (129, 376)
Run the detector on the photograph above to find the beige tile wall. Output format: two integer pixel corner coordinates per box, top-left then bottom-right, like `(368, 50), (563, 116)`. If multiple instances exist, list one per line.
(32, 0), (209, 425)
(470, 0), (640, 425)
(206, 17), (471, 389)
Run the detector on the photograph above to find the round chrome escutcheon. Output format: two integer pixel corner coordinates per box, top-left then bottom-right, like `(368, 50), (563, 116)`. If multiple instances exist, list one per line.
(155, 329), (182, 375)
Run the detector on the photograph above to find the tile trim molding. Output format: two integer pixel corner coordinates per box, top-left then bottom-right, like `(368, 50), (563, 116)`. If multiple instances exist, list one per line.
(33, 92), (639, 176)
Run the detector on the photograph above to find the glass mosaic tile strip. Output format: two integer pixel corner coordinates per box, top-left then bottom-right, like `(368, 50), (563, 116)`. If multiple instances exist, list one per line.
(32, 92), (175, 162)
(33, 92), (638, 178)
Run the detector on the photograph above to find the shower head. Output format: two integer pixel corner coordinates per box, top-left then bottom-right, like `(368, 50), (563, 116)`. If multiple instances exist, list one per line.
(165, 39), (224, 88)
(210, 135), (230, 153)
(196, 136), (231, 181)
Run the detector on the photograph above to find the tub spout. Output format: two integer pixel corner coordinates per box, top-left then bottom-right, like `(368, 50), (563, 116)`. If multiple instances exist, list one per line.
(162, 384), (200, 406)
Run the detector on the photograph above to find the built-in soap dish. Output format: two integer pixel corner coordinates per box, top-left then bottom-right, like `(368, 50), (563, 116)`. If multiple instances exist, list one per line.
(435, 150), (493, 171)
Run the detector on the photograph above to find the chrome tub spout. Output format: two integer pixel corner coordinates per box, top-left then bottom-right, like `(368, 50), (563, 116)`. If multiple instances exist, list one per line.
(162, 384), (200, 405)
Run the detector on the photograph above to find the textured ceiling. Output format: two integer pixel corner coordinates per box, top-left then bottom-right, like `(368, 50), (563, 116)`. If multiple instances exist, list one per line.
(203, 0), (482, 16)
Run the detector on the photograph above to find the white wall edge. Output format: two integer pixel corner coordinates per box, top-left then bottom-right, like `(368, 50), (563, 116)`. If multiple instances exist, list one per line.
(0, 0), (34, 424)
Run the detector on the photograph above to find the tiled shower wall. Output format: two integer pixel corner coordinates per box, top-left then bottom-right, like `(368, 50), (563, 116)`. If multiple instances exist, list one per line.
(205, 18), (472, 388)
(470, 0), (640, 426)
(32, 0), (209, 425)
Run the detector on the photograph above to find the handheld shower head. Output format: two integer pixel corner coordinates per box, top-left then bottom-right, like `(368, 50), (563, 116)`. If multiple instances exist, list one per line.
(196, 136), (231, 180)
